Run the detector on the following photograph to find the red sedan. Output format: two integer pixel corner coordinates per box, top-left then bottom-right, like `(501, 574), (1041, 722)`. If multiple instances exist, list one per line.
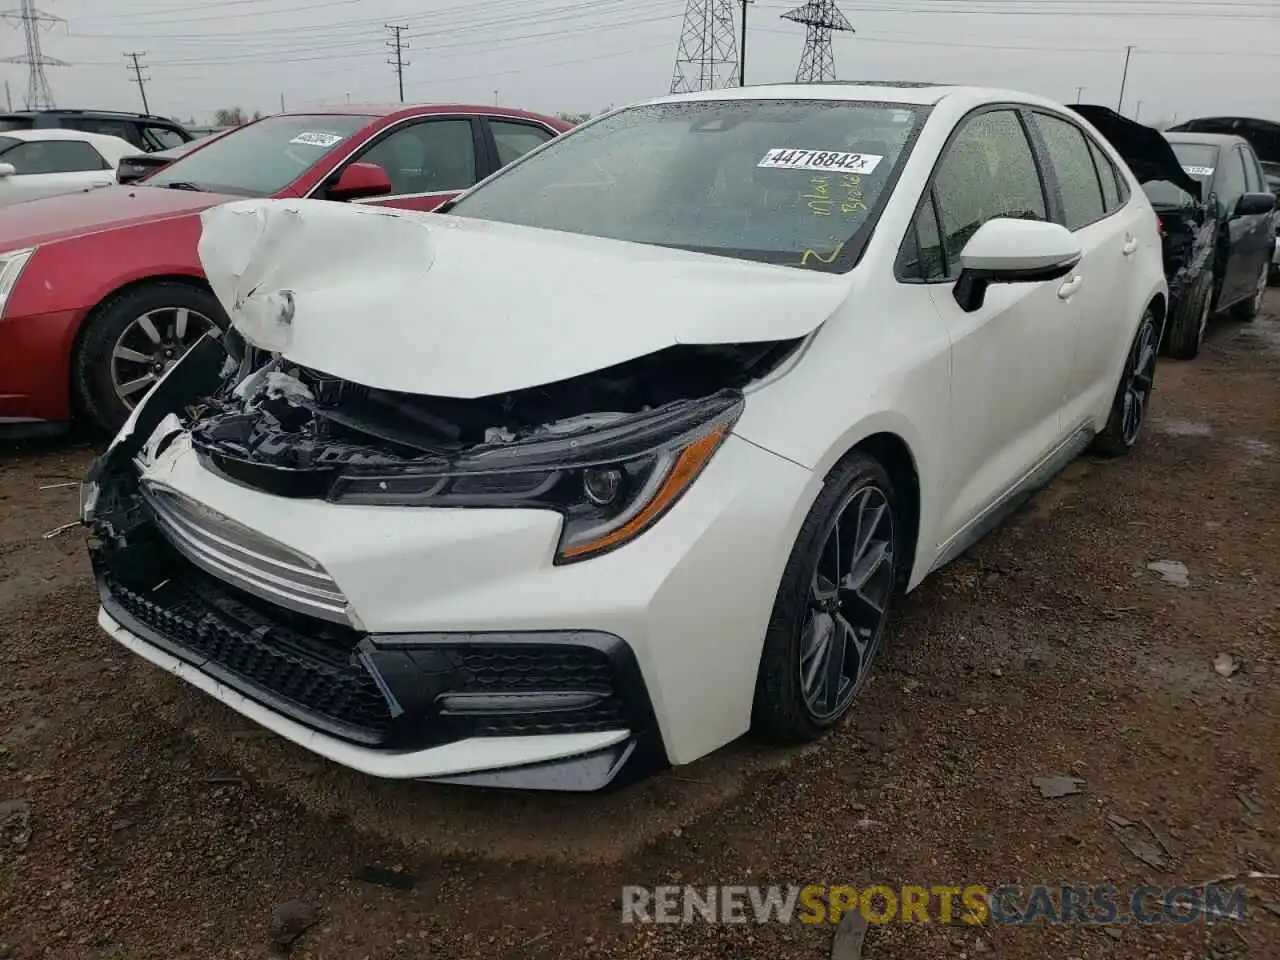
(0, 103), (572, 437)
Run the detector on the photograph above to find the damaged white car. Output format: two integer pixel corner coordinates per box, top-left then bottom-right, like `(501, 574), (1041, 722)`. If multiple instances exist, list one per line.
(83, 83), (1167, 791)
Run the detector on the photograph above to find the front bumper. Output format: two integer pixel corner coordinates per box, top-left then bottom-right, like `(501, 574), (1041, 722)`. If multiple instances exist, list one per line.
(92, 531), (663, 790)
(89, 400), (818, 787)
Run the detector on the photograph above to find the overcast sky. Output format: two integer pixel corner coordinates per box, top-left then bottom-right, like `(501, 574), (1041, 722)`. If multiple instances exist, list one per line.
(2, 0), (1276, 126)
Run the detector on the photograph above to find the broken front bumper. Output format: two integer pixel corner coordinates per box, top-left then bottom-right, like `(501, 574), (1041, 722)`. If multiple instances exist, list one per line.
(91, 524), (661, 791)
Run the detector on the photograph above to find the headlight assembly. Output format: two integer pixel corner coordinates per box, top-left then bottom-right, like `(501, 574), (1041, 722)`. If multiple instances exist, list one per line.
(0, 248), (34, 318)
(329, 390), (744, 563)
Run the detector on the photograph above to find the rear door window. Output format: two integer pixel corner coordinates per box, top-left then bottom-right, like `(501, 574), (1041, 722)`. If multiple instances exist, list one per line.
(1032, 112), (1107, 230)
(0, 139), (110, 173)
(1087, 139), (1122, 212)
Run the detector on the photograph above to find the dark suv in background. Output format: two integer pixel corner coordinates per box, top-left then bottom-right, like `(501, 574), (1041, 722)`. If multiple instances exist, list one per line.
(0, 109), (194, 153)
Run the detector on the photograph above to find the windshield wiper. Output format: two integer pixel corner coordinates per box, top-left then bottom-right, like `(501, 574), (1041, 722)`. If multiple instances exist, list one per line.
(160, 181), (204, 192)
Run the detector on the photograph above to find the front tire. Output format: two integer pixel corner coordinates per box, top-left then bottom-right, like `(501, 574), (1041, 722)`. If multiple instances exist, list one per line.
(1164, 270), (1213, 361)
(752, 452), (901, 744)
(72, 282), (227, 435)
(1091, 308), (1160, 458)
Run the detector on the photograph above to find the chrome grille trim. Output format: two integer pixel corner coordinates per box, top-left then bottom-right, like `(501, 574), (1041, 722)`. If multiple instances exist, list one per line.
(141, 483), (350, 624)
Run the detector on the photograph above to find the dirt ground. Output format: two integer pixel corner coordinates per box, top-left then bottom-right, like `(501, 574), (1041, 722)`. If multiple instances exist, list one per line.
(2, 298), (1278, 960)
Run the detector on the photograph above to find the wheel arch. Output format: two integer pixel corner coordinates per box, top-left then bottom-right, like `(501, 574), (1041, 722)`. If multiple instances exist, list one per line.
(851, 432), (921, 592)
(68, 273), (218, 412)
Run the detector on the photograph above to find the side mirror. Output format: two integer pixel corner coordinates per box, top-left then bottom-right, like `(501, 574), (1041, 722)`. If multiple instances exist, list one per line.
(0, 163), (15, 178)
(326, 161), (392, 202)
(953, 218), (1083, 313)
(1234, 192), (1276, 218)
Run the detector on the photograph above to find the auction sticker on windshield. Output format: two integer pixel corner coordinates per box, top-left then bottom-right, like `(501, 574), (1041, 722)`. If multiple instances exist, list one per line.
(290, 132), (345, 148)
(759, 148), (883, 175)
(1183, 165), (1214, 178)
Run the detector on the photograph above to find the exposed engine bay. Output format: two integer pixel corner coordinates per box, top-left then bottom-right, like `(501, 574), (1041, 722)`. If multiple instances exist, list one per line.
(106, 329), (801, 505)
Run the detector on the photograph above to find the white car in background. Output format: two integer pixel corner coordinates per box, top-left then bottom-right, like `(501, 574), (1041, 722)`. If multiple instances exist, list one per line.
(0, 128), (135, 206)
(84, 82), (1167, 792)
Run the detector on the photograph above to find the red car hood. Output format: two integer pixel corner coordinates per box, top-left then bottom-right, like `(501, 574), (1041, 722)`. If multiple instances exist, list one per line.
(0, 185), (240, 251)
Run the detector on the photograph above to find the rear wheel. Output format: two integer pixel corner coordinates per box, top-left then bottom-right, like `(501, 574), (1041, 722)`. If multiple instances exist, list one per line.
(72, 282), (227, 435)
(1091, 308), (1160, 458)
(1230, 264), (1268, 322)
(1164, 271), (1212, 361)
(752, 452), (901, 744)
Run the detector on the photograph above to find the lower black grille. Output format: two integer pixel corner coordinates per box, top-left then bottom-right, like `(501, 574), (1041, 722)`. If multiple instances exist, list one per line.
(94, 537), (655, 752)
(101, 570), (393, 743)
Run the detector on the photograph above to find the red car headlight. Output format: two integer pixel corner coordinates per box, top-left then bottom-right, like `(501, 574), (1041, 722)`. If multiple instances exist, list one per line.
(0, 247), (34, 319)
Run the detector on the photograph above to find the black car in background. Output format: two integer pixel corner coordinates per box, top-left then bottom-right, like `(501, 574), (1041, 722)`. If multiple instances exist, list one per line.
(1073, 106), (1276, 359)
(0, 109), (194, 153)
(1169, 116), (1280, 287)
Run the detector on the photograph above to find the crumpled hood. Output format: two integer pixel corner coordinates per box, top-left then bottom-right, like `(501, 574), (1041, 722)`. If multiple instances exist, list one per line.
(197, 198), (851, 398)
(1070, 104), (1203, 201)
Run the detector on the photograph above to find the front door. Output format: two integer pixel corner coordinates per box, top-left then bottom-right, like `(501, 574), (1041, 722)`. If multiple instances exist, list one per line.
(349, 117), (484, 213)
(918, 108), (1081, 545)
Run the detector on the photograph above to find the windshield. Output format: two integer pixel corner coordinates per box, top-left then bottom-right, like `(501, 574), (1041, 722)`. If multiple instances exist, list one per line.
(145, 114), (373, 197)
(1144, 142), (1219, 208)
(0, 136), (18, 155)
(449, 99), (926, 272)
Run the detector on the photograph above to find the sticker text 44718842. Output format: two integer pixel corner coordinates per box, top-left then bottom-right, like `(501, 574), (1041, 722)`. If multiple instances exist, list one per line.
(759, 148), (883, 175)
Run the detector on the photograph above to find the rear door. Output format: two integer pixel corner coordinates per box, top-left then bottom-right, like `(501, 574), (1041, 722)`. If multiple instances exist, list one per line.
(346, 116), (485, 212)
(0, 137), (115, 205)
(479, 117), (559, 177)
(1027, 109), (1153, 425)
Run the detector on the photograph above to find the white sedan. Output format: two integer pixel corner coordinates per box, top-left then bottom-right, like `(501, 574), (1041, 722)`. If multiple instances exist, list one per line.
(0, 128), (135, 206)
(83, 83), (1167, 791)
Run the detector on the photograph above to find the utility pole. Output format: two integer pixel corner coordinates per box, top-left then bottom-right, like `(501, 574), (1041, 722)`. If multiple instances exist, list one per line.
(4, 79), (11, 111)
(385, 24), (409, 103)
(1134, 99), (1143, 122)
(1075, 86), (1085, 104)
(279, 92), (285, 113)
(1, 0), (67, 109)
(124, 51), (150, 113)
(1117, 44), (1134, 114)
(739, 0), (753, 86)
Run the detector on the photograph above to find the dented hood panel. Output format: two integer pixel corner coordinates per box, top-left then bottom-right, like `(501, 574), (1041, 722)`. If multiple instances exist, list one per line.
(198, 199), (850, 398)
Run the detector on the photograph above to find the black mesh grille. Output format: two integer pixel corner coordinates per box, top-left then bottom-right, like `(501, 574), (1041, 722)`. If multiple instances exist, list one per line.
(102, 571), (393, 740)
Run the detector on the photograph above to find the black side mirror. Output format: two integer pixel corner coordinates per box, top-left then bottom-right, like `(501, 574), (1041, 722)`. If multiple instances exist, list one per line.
(1234, 192), (1276, 218)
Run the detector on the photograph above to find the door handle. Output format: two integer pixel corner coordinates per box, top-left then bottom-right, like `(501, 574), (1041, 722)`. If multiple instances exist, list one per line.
(1057, 275), (1084, 301)
(1122, 237), (1139, 257)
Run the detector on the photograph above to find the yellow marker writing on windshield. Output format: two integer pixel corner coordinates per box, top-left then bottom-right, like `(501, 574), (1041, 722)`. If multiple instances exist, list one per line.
(800, 241), (844, 267)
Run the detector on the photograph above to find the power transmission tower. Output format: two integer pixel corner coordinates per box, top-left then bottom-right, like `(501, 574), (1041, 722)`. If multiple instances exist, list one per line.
(124, 51), (150, 114)
(781, 0), (853, 83)
(669, 0), (738, 94)
(1, 0), (66, 110)
(385, 24), (409, 103)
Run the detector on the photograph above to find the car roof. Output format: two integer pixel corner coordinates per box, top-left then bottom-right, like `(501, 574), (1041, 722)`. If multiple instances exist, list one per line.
(0, 127), (133, 148)
(1163, 131), (1250, 149)
(0, 108), (179, 122)
(643, 81), (1077, 112)
(284, 103), (562, 123)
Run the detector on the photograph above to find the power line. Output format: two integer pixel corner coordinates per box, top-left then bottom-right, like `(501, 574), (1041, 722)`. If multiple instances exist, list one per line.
(124, 50), (150, 114)
(385, 24), (409, 104)
(1, 0), (66, 109)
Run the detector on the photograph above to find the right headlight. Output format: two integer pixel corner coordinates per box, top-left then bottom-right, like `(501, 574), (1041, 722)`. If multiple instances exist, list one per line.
(326, 391), (744, 564)
(0, 248), (34, 318)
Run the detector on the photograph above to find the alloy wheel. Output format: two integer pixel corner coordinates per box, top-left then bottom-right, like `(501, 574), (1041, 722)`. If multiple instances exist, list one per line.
(799, 485), (895, 721)
(110, 306), (217, 409)
(1121, 318), (1159, 446)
